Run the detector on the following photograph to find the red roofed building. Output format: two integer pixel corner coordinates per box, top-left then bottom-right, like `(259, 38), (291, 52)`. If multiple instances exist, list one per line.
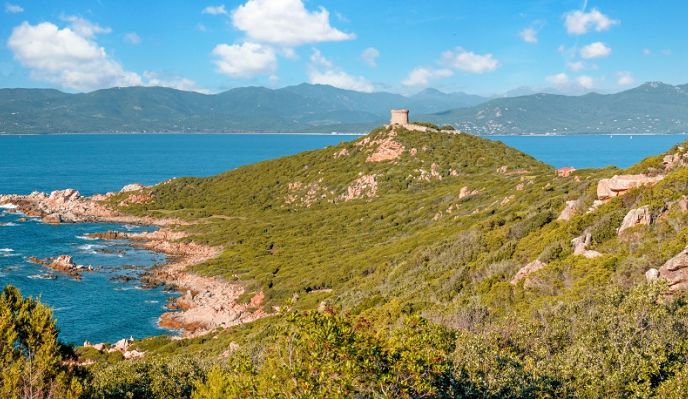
(557, 166), (576, 177)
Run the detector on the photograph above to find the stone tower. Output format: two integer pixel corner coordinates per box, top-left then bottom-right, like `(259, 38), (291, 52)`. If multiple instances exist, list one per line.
(390, 109), (409, 126)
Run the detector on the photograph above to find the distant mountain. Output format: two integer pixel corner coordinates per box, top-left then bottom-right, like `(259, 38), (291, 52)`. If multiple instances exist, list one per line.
(0, 84), (489, 134)
(424, 82), (688, 135)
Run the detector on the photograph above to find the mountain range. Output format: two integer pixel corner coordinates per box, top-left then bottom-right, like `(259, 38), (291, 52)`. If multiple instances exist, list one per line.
(0, 81), (686, 134)
(425, 82), (688, 135)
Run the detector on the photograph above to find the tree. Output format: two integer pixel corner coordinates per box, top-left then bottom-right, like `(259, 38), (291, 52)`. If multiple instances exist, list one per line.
(0, 285), (82, 399)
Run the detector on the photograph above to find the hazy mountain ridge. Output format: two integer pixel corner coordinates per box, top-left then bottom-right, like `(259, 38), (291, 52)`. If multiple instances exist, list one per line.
(1, 82), (686, 134)
(0, 84), (488, 134)
(426, 82), (688, 135)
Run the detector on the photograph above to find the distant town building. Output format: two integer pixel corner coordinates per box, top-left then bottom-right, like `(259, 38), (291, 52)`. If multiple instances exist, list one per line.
(390, 109), (409, 126)
(557, 166), (576, 177)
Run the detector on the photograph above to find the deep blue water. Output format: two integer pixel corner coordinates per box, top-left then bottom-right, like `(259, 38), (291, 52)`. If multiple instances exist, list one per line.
(492, 134), (688, 169)
(0, 132), (686, 345)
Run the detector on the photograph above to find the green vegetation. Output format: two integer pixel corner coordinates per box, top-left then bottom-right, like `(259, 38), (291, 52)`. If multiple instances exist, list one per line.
(0, 286), (82, 399)
(7, 124), (688, 397)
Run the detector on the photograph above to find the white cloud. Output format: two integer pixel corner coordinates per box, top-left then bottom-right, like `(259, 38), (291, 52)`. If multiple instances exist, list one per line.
(307, 49), (373, 92)
(231, 0), (354, 46)
(661, 48), (672, 56)
(616, 71), (635, 87)
(564, 8), (618, 35)
(5, 2), (23, 13)
(142, 71), (208, 93)
(308, 69), (374, 92)
(545, 72), (597, 92)
(576, 75), (594, 89)
(309, 48), (332, 68)
(211, 41), (277, 77)
(60, 15), (111, 38)
(202, 5), (228, 15)
(567, 61), (585, 71)
(519, 27), (538, 44)
(124, 32), (141, 45)
(361, 47), (379, 67)
(440, 48), (499, 74)
(580, 42), (611, 59)
(401, 67), (452, 87)
(643, 48), (652, 56)
(7, 21), (142, 91)
(546, 72), (569, 85)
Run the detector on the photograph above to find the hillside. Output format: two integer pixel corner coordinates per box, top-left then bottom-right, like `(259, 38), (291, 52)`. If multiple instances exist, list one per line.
(0, 84), (487, 134)
(426, 82), (688, 135)
(6, 125), (688, 398)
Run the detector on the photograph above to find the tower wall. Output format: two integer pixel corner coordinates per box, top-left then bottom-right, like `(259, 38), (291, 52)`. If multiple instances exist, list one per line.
(390, 109), (409, 125)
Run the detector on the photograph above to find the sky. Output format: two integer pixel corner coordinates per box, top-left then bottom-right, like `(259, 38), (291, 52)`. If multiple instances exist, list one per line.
(0, 0), (685, 96)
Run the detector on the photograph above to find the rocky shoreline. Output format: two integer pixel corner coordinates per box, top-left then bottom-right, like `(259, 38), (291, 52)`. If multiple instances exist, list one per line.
(0, 186), (267, 339)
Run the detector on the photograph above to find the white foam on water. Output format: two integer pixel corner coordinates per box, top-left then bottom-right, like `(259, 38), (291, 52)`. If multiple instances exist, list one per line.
(76, 243), (106, 254)
(0, 222), (17, 227)
(0, 248), (16, 257)
(0, 204), (17, 209)
(28, 273), (57, 280)
(76, 235), (99, 241)
(144, 300), (159, 304)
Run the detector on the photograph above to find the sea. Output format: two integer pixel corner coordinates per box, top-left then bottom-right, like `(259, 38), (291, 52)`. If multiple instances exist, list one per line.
(0, 132), (686, 344)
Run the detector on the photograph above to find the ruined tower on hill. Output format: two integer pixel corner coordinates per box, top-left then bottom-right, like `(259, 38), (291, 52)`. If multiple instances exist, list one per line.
(390, 109), (409, 126)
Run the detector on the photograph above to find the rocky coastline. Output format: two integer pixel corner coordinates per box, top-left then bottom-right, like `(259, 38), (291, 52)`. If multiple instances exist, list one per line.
(0, 185), (267, 339)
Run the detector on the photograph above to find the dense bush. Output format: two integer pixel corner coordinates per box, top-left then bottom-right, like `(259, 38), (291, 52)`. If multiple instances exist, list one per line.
(0, 286), (82, 399)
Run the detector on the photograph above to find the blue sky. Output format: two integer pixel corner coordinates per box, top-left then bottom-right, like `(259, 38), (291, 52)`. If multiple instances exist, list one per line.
(0, 0), (685, 95)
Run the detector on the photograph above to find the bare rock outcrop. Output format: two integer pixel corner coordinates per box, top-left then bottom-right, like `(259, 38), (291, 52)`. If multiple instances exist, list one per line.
(0, 187), (178, 226)
(341, 174), (378, 201)
(361, 130), (405, 163)
(571, 232), (601, 258)
(557, 200), (579, 221)
(120, 183), (146, 193)
(1, 189), (115, 223)
(662, 150), (688, 171)
(596, 174), (664, 200)
(658, 249), (688, 292)
(618, 206), (652, 235)
(511, 259), (546, 285)
(27, 255), (93, 279)
(645, 268), (659, 282)
(459, 186), (479, 199)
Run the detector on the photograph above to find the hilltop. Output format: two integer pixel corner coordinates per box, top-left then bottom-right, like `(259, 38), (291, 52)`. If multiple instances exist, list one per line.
(5, 124), (688, 397)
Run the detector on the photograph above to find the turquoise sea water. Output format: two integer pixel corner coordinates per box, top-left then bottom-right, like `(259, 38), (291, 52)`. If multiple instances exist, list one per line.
(0, 132), (686, 344)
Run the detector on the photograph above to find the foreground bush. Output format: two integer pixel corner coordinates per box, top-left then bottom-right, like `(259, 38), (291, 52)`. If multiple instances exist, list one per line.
(0, 285), (82, 399)
(192, 311), (458, 398)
